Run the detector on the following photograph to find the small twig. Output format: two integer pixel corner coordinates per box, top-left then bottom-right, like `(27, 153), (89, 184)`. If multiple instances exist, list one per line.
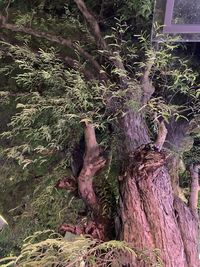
(99, 0), (105, 19)
(64, 56), (96, 80)
(5, 0), (12, 20)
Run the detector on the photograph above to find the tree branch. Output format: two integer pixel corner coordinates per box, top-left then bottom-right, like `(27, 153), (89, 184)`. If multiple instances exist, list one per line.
(0, 14), (106, 79)
(0, 14), (73, 45)
(74, 0), (128, 87)
(0, 34), (95, 80)
(141, 59), (155, 105)
(74, 0), (156, 109)
(64, 56), (96, 80)
(84, 123), (99, 156)
(154, 119), (168, 151)
(5, 0), (12, 20)
(74, 0), (107, 50)
(189, 164), (200, 215)
(77, 123), (106, 214)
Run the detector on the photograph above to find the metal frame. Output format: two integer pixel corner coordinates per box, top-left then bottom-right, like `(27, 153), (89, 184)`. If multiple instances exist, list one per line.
(163, 0), (200, 33)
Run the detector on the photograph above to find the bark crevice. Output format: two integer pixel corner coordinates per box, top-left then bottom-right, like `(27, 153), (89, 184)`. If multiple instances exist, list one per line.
(119, 146), (191, 266)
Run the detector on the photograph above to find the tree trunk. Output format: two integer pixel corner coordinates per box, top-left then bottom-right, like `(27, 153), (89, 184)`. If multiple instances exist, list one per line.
(174, 197), (199, 267)
(118, 112), (199, 267)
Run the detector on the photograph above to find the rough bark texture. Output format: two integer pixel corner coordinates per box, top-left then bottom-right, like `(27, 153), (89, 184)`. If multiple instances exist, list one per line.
(119, 112), (199, 267)
(189, 164), (200, 215)
(77, 123), (105, 214)
(119, 148), (188, 266)
(154, 120), (168, 151)
(121, 110), (150, 153)
(174, 197), (199, 267)
(167, 155), (182, 197)
(119, 155), (199, 266)
(76, 123), (113, 240)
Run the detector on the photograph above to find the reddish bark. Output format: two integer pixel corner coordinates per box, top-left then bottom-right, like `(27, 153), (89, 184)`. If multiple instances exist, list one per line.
(120, 148), (180, 265)
(56, 123), (114, 241)
(77, 123), (106, 214)
(56, 177), (77, 193)
(119, 145), (199, 267)
(75, 123), (113, 240)
(174, 197), (199, 267)
(59, 220), (105, 240)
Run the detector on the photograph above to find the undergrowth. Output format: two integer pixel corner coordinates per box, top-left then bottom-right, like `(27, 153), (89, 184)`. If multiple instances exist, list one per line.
(0, 162), (85, 257)
(0, 230), (163, 267)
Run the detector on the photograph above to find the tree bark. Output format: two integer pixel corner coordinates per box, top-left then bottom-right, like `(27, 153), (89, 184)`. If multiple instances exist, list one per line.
(76, 123), (115, 240)
(77, 123), (105, 214)
(189, 164), (200, 215)
(121, 110), (150, 153)
(119, 149), (188, 266)
(174, 197), (199, 267)
(118, 112), (199, 267)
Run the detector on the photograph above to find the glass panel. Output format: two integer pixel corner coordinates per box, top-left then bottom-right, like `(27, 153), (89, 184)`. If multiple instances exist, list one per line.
(172, 0), (200, 24)
(152, 0), (200, 42)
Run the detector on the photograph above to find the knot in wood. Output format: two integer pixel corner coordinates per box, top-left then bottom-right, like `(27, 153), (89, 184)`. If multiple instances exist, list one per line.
(131, 146), (166, 178)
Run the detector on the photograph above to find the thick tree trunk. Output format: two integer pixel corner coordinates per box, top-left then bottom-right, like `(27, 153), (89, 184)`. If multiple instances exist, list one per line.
(174, 197), (199, 267)
(120, 154), (185, 266)
(121, 110), (150, 153)
(118, 112), (199, 267)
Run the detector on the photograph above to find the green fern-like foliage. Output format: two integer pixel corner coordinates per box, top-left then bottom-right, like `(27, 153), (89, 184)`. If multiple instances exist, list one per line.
(0, 163), (85, 257)
(0, 45), (111, 168)
(0, 230), (163, 267)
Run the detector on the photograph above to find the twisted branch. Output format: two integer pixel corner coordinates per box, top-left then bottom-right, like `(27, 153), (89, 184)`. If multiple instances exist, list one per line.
(77, 123), (106, 213)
